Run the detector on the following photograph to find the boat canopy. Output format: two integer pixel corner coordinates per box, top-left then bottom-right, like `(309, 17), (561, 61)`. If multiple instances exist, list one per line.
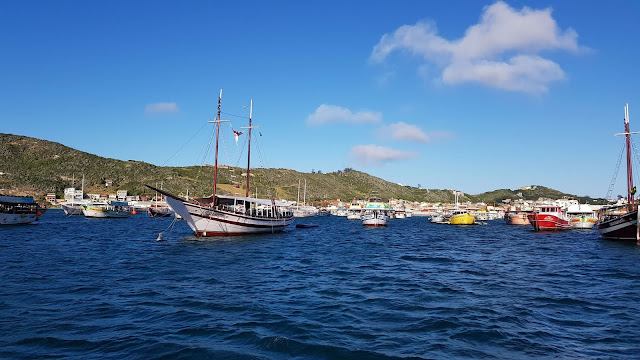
(216, 194), (290, 207)
(0, 195), (36, 204)
(566, 204), (593, 214)
(108, 201), (129, 206)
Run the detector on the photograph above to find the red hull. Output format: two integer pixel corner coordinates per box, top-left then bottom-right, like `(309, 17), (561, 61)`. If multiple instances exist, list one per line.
(527, 213), (571, 231)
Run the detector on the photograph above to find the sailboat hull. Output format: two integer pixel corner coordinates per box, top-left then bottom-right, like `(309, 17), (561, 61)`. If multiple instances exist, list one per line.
(597, 211), (638, 240)
(61, 203), (84, 215)
(166, 196), (293, 236)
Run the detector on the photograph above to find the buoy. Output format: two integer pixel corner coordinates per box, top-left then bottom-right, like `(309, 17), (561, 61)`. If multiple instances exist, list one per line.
(156, 233), (163, 241)
(36, 212), (42, 217)
(132, 210), (137, 215)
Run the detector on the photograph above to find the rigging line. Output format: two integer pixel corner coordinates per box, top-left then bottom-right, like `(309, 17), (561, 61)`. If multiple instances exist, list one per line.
(606, 140), (626, 200)
(162, 121), (209, 166)
(200, 125), (218, 166)
(631, 138), (640, 192)
(221, 111), (250, 119)
(234, 135), (248, 168)
(253, 136), (273, 198)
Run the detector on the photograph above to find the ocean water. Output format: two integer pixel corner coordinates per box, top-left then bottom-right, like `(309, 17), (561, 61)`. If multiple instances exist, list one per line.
(1, 209), (640, 359)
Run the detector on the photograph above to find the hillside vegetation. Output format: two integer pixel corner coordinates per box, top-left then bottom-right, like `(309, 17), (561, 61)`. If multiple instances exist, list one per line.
(0, 133), (604, 204)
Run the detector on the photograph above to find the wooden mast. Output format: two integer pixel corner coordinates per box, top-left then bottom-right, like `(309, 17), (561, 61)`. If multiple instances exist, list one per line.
(625, 103), (634, 205)
(246, 100), (253, 197)
(242, 99), (258, 198)
(209, 89), (229, 203)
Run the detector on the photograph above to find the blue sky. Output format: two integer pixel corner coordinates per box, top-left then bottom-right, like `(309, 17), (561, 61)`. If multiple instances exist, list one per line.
(2, 0), (640, 198)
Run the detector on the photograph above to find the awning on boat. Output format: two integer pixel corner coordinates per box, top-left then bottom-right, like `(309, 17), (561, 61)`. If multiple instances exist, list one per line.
(108, 201), (129, 206)
(144, 184), (292, 207)
(216, 194), (292, 207)
(0, 195), (36, 204)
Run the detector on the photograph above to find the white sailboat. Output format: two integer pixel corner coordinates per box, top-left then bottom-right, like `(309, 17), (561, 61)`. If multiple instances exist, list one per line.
(293, 179), (316, 217)
(147, 90), (294, 236)
(61, 174), (88, 215)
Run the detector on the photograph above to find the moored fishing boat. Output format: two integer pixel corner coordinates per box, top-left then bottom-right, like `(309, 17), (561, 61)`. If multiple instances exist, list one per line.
(449, 210), (475, 225)
(61, 174), (87, 215)
(567, 204), (597, 229)
(475, 210), (489, 221)
(447, 190), (475, 225)
(362, 194), (390, 227)
(148, 205), (173, 217)
(504, 210), (532, 225)
(82, 201), (131, 218)
(346, 202), (363, 220)
(146, 90), (293, 236)
(527, 205), (571, 231)
(0, 195), (42, 225)
(394, 208), (406, 219)
(597, 104), (640, 241)
(61, 202), (85, 215)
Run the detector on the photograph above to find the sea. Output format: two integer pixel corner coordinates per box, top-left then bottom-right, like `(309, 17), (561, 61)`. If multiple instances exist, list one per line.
(1, 209), (640, 359)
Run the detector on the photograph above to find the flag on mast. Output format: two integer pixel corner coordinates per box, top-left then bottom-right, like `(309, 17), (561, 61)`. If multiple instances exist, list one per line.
(232, 128), (244, 144)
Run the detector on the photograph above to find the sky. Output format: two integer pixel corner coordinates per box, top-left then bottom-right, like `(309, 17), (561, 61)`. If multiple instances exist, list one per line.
(1, 0), (640, 198)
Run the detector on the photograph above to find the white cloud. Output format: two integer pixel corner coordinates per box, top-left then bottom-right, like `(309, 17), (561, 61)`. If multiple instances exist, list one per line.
(349, 144), (417, 166)
(307, 104), (382, 126)
(145, 102), (179, 113)
(386, 122), (429, 142)
(376, 122), (455, 143)
(370, 1), (581, 93)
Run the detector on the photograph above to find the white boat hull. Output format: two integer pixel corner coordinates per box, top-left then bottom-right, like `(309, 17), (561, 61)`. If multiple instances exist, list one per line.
(362, 216), (388, 226)
(62, 203), (83, 215)
(429, 215), (445, 223)
(1, 213), (38, 225)
(570, 216), (597, 229)
(346, 213), (362, 220)
(167, 197), (293, 236)
(395, 213), (406, 219)
(82, 207), (130, 218)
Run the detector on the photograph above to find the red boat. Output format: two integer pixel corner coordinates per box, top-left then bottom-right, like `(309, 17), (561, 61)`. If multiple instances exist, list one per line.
(527, 205), (571, 231)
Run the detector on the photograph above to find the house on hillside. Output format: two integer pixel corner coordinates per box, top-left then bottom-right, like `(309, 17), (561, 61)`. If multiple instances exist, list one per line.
(46, 193), (56, 204)
(116, 190), (127, 201)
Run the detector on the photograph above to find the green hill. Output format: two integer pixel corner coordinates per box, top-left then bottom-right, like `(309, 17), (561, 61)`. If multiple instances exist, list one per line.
(0, 133), (604, 204)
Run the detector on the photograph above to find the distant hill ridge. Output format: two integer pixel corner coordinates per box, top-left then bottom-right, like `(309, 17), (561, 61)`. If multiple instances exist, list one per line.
(0, 133), (603, 204)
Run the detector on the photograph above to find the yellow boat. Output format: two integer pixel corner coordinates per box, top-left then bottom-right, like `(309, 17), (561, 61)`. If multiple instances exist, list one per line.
(449, 210), (476, 225)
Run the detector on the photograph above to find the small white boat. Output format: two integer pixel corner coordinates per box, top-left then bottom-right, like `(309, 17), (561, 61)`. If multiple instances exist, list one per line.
(567, 204), (597, 229)
(405, 209), (413, 218)
(0, 195), (42, 225)
(346, 202), (363, 220)
(293, 206), (317, 217)
(362, 194), (390, 227)
(429, 214), (445, 223)
(82, 201), (131, 218)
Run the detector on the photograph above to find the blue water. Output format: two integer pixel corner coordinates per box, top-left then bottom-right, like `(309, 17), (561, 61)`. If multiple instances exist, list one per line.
(2, 210), (640, 359)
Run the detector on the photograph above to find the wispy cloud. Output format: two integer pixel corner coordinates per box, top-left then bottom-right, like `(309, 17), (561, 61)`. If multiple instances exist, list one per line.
(145, 102), (179, 114)
(349, 144), (417, 166)
(376, 122), (455, 143)
(370, 1), (582, 93)
(379, 122), (429, 142)
(307, 104), (382, 126)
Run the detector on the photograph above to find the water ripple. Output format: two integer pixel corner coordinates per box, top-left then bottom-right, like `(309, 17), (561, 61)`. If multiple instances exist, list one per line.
(2, 210), (640, 359)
